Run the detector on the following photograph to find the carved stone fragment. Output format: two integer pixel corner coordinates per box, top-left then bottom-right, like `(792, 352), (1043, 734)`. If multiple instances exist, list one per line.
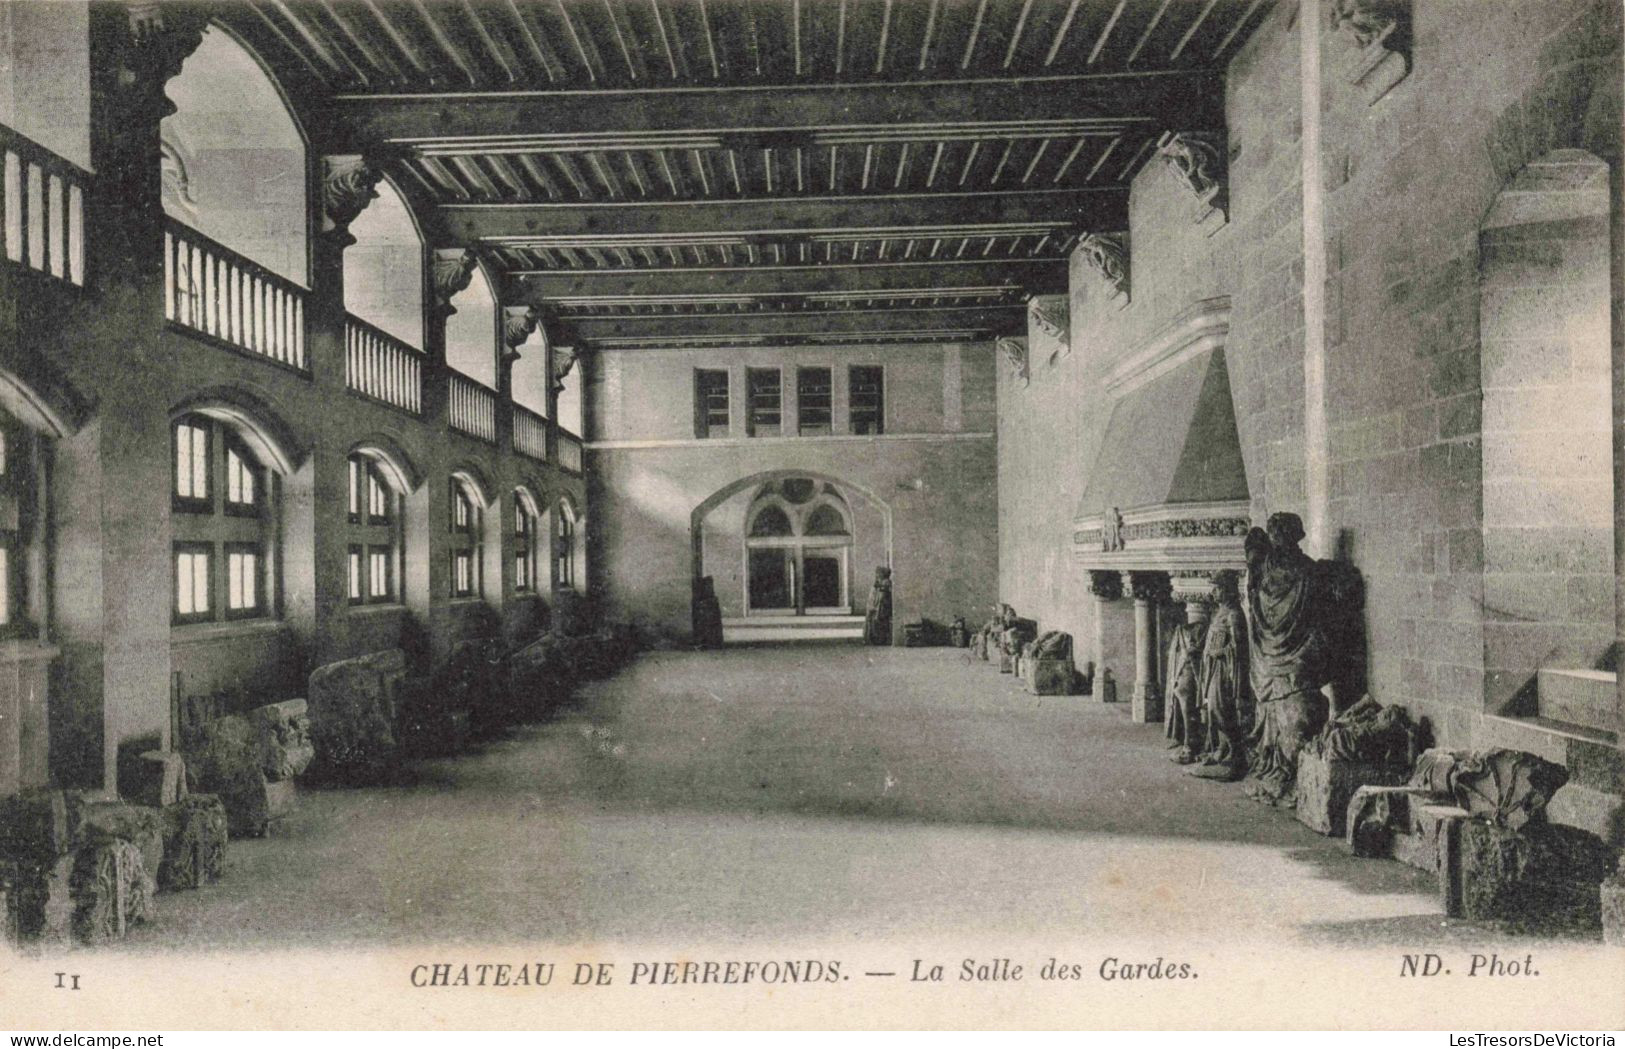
(996, 336), (1029, 387)
(1076, 233), (1130, 302)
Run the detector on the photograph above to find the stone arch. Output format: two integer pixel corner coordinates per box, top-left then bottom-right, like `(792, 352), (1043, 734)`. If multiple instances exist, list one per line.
(449, 462), (493, 508)
(346, 432), (422, 494)
(345, 174), (425, 348)
(162, 23), (308, 284)
(688, 469), (893, 581)
(170, 386), (305, 476)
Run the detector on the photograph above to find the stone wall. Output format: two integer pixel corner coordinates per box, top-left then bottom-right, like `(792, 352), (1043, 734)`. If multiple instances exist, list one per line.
(995, 0), (1624, 838)
(589, 342), (998, 642)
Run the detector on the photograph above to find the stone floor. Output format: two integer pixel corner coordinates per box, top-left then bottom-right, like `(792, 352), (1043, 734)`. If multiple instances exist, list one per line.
(121, 644), (1586, 952)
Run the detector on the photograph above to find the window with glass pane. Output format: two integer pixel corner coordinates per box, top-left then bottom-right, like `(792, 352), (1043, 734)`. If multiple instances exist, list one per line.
(514, 497), (536, 592)
(849, 365), (885, 435)
(449, 480), (481, 598)
(556, 508), (576, 589)
(798, 367), (833, 436)
(226, 544), (261, 616)
(172, 416), (276, 625)
(0, 413), (39, 637)
(347, 545), (363, 604)
(173, 417), (210, 507)
(173, 544), (212, 623)
(347, 454), (400, 606)
(694, 369), (730, 438)
(746, 368), (781, 437)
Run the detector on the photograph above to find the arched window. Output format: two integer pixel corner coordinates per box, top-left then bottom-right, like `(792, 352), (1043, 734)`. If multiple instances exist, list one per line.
(0, 409), (45, 636)
(162, 26), (306, 284)
(804, 503), (850, 537)
(556, 499), (579, 590)
(345, 177), (423, 347)
(346, 452), (402, 605)
(450, 478), (483, 599)
(749, 504), (794, 537)
(172, 413), (277, 624)
(445, 263), (498, 389)
(514, 489), (541, 592)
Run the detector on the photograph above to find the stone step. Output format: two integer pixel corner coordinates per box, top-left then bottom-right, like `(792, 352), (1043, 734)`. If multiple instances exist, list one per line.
(1537, 667), (1617, 733)
(721, 616), (866, 644)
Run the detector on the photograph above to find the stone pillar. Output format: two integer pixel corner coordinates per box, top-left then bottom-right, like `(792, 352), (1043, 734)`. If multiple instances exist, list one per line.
(1126, 571), (1171, 724)
(1087, 570), (1127, 704)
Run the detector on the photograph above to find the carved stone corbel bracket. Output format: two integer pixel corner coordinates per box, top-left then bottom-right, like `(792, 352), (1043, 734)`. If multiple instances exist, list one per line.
(1028, 295), (1070, 348)
(430, 248), (478, 319)
(502, 306), (539, 361)
(1076, 233), (1130, 306)
(122, 2), (209, 120)
(996, 336), (1029, 388)
(1087, 570), (1124, 602)
(1330, 0), (1412, 104)
(319, 155), (388, 248)
(1155, 131), (1228, 227)
(551, 346), (579, 396)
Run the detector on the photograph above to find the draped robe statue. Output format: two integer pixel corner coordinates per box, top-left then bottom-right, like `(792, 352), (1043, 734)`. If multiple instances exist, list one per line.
(1163, 605), (1209, 764)
(1190, 571), (1251, 781)
(1243, 513), (1337, 806)
(864, 567), (893, 646)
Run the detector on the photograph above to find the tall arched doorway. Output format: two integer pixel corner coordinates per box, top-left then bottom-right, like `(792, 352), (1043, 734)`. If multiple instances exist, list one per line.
(744, 480), (854, 616)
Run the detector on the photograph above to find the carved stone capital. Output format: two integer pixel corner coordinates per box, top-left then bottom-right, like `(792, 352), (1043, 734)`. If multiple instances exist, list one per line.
(319, 155), (387, 247)
(503, 305), (539, 355)
(1125, 571), (1172, 604)
(1329, 0), (1412, 101)
(1076, 233), (1130, 304)
(431, 249), (478, 318)
(1028, 295), (1069, 346)
(996, 336), (1029, 387)
(1087, 570), (1124, 602)
(1155, 131), (1228, 223)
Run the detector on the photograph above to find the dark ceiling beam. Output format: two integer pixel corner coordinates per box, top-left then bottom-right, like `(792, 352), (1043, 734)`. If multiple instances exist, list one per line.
(558, 304), (1026, 343)
(310, 71), (1224, 152)
(433, 188), (1124, 244)
(505, 258), (1067, 301)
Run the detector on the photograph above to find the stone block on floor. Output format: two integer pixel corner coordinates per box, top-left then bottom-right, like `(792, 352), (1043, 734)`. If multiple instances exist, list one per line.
(81, 802), (164, 901)
(1602, 860), (1625, 946)
(185, 715), (297, 837)
(1026, 658), (1081, 696)
(1297, 751), (1408, 837)
(69, 838), (153, 945)
(308, 651), (404, 779)
(1442, 818), (1620, 926)
(1394, 802), (1469, 874)
(11, 853), (74, 946)
(0, 788), (88, 865)
(248, 699), (315, 781)
(128, 750), (188, 809)
(159, 794), (228, 891)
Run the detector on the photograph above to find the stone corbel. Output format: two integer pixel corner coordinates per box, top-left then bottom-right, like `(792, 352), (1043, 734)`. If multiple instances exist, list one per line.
(502, 306), (539, 364)
(319, 155), (388, 249)
(122, 2), (209, 120)
(431, 248), (478, 319)
(1087, 570), (1124, 602)
(550, 346), (579, 396)
(1028, 295), (1070, 351)
(996, 336), (1029, 388)
(1329, 0), (1411, 104)
(1155, 131), (1228, 229)
(1076, 233), (1130, 307)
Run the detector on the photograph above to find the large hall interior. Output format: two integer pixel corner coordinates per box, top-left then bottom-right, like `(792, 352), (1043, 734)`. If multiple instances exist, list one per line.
(0, 0), (1622, 956)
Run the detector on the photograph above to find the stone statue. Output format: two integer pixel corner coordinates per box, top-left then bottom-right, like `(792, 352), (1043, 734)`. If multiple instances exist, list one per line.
(864, 567), (893, 646)
(1242, 512), (1344, 806)
(1189, 570), (1251, 781)
(1163, 604), (1209, 764)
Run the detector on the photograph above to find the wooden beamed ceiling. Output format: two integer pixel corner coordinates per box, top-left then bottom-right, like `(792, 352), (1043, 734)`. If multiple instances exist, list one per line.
(215, 0), (1271, 347)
